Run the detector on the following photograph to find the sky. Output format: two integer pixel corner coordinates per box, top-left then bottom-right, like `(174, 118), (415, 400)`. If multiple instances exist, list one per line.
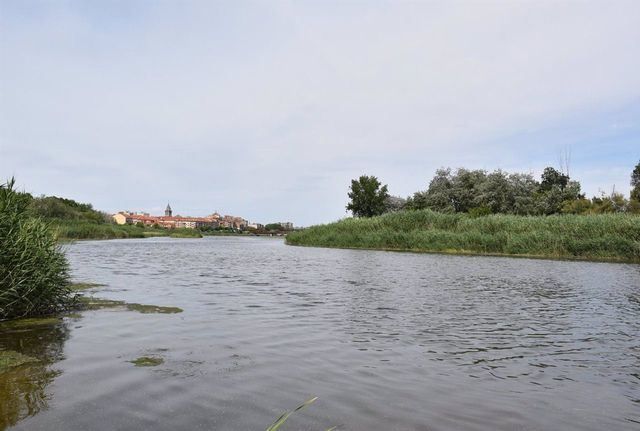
(1, 0), (639, 226)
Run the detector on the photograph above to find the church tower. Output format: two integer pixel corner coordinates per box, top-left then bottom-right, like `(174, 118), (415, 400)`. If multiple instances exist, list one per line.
(165, 203), (172, 217)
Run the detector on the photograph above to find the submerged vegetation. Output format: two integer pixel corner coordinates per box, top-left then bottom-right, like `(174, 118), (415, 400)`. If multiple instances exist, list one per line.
(0, 311), (69, 429)
(0, 350), (39, 373)
(287, 209), (640, 263)
(0, 179), (75, 320)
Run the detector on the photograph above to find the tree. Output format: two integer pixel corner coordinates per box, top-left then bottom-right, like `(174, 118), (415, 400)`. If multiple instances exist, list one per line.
(476, 170), (510, 214)
(421, 168), (455, 212)
(384, 195), (407, 213)
(631, 160), (640, 201)
(450, 168), (487, 212)
(540, 167), (569, 192)
(346, 175), (389, 217)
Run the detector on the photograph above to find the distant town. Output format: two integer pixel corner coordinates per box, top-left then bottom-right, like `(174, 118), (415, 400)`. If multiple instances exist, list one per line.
(113, 203), (293, 232)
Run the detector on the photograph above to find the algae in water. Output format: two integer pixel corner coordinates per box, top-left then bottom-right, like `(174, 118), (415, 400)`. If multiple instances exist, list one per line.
(129, 356), (164, 367)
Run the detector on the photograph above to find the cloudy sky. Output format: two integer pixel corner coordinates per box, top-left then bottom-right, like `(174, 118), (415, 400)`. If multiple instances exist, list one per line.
(1, 1), (639, 225)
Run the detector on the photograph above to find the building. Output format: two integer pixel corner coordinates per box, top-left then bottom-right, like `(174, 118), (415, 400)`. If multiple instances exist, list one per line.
(112, 205), (243, 230)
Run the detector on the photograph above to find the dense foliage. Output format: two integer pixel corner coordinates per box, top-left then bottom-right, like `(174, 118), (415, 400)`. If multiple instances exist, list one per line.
(404, 167), (585, 215)
(380, 163), (640, 216)
(24, 193), (109, 223)
(13, 189), (201, 240)
(632, 161), (640, 201)
(287, 209), (640, 263)
(346, 175), (390, 217)
(0, 179), (74, 320)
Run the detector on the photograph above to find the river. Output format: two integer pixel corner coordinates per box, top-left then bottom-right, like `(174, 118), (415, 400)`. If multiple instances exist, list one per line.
(1, 236), (639, 430)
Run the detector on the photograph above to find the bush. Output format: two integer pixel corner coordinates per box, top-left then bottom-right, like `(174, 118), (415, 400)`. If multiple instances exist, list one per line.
(0, 179), (74, 320)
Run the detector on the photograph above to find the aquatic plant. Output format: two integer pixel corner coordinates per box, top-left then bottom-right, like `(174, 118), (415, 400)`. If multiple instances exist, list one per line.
(78, 296), (183, 314)
(0, 316), (70, 428)
(0, 350), (39, 373)
(0, 179), (74, 320)
(265, 397), (337, 431)
(129, 356), (164, 367)
(286, 209), (640, 263)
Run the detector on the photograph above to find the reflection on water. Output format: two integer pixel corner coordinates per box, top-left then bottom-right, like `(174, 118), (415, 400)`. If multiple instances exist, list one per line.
(2, 237), (640, 430)
(0, 318), (70, 429)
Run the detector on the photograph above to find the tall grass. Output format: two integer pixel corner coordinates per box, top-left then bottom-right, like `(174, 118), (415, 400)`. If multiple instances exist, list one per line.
(286, 210), (640, 263)
(52, 221), (202, 240)
(0, 179), (74, 320)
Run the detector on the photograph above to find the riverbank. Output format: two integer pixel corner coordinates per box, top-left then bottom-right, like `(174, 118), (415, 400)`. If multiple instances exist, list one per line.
(286, 210), (640, 263)
(52, 221), (202, 240)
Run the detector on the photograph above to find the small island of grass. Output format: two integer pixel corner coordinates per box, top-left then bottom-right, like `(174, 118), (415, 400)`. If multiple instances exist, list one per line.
(286, 209), (640, 263)
(287, 167), (640, 264)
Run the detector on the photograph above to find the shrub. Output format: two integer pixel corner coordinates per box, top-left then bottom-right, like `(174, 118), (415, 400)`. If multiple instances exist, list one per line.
(0, 179), (74, 320)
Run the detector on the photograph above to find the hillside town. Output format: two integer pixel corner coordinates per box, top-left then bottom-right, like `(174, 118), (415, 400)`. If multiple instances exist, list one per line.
(113, 203), (293, 231)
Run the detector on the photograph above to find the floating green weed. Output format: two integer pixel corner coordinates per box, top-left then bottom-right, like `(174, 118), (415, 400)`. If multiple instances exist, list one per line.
(125, 303), (183, 314)
(129, 356), (164, 367)
(0, 317), (62, 330)
(78, 296), (183, 314)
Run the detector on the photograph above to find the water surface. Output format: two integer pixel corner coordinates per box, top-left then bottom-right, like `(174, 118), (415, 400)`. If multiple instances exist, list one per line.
(2, 237), (639, 430)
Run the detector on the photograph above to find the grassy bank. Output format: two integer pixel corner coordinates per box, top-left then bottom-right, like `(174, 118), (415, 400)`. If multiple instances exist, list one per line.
(286, 210), (640, 263)
(51, 221), (202, 240)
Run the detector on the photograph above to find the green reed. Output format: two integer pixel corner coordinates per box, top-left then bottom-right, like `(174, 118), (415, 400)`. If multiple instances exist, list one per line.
(286, 209), (640, 263)
(51, 221), (202, 240)
(0, 179), (75, 320)
(266, 397), (336, 431)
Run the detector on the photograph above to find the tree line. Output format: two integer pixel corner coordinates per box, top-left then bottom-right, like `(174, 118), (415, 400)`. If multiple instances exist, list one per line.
(347, 160), (640, 217)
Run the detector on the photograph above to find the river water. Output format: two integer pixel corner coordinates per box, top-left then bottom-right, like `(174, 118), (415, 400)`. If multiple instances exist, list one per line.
(1, 237), (639, 430)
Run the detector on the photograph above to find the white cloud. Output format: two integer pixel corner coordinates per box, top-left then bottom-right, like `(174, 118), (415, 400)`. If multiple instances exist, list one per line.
(1, 1), (639, 224)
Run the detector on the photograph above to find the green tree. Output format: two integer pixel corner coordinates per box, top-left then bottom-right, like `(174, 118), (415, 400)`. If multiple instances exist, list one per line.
(540, 167), (569, 191)
(476, 170), (510, 213)
(631, 160), (640, 201)
(346, 175), (389, 217)
(451, 168), (487, 212)
(384, 195), (407, 213)
(508, 173), (540, 215)
(421, 168), (455, 212)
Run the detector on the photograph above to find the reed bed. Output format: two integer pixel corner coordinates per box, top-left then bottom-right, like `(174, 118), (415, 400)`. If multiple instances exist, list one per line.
(0, 180), (74, 320)
(286, 210), (640, 263)
(52, 221), (202, 240)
